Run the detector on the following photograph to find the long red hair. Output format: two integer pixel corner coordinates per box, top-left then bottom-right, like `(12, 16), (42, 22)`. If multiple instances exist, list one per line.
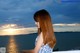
(34, 9), (56, 48)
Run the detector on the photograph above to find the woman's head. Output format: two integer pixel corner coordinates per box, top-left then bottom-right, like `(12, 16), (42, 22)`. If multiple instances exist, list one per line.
(34, 9), (50, 22)
(34, 9), (56, 48)
(34, 9), (50, 28)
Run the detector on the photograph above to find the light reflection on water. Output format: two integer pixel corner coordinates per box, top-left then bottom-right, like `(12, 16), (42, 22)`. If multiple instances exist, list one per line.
(7, 36), (19, 53)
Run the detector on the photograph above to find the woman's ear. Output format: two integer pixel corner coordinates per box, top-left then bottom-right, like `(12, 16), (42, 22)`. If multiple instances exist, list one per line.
(38, 22), (40, 28)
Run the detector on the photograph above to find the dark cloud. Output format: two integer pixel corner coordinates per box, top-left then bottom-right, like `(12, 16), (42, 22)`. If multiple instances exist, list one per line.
(0, 0), (80, 27)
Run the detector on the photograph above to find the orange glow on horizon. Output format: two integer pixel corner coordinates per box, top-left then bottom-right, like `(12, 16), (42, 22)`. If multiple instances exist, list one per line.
(2, 28), (18, 35)
(0, 24), (20, 35)
(0, 24), (37, 36)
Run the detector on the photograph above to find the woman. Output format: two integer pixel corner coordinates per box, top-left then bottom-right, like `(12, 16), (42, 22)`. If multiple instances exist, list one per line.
(23, 9), (56, 53)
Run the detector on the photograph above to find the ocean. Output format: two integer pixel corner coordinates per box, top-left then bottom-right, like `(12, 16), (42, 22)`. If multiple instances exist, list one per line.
(0, 32), (80, 52)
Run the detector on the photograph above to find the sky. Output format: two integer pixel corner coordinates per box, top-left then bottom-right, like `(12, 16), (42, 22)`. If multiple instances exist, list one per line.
(0, 0), (80, 27)
(0, 24), (80, 36)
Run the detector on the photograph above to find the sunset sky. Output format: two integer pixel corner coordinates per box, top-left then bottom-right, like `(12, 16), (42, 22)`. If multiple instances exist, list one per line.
(0, 0), (80, 35)
(0, 0), (80, 27)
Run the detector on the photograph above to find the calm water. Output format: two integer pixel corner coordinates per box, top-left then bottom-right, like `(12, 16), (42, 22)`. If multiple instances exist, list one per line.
(0, 32), (80, 52)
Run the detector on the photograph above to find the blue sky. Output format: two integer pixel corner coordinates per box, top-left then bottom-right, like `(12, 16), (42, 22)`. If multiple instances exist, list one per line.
(0, 0), (80, 27)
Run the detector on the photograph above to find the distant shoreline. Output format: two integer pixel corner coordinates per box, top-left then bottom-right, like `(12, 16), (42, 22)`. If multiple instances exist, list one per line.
(0, 32), (80, 36)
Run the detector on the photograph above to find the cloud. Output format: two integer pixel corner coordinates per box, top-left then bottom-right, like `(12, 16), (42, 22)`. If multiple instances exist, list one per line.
(0, 27), (37, 36)
(0, 0), (54, 25)
(0, 23), (80, 36)
(0, 24), (37, 36)
(0, 0), (53, 12)
(49, 1), (80, 23)
(53, 23), (80, 26)
(0, 0), (80, 26)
